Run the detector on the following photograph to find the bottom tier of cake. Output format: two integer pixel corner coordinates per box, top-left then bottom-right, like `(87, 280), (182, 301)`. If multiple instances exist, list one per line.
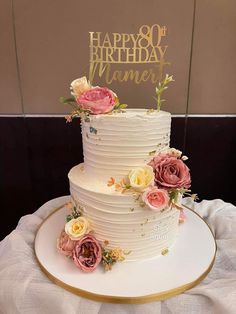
(68, 164), (180, 261)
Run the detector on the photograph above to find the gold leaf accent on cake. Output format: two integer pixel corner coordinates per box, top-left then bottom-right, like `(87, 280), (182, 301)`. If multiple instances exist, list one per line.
(146, 108), (155, 114)
(140, 202), (145, 208)
(124, 250), (131, 255)
(161, 248), (169, 256)
(133, 193), (141, 201)
(80, 165), (85, 172)
(64, 202), (73, 209)
(149, 150), (156, 156)
(104, 240), (109, 246)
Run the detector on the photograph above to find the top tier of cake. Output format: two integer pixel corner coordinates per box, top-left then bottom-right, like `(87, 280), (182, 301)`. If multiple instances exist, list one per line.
(81, 109), (171, 181)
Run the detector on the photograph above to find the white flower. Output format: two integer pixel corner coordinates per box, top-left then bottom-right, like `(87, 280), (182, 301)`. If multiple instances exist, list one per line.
(181, 155), (188, 161)
(70, 77), (91, 98)
(161, 148), (182, 158)
(65, 217), (90, 240)
(165, 74), (174, 82)
(128, 165), (154, 192)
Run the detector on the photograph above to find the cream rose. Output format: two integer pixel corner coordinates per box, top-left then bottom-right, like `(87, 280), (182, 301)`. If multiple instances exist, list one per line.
(128, 165), (154, 191)
(70, 77), (91, 98)
(65, 217), (90, 240)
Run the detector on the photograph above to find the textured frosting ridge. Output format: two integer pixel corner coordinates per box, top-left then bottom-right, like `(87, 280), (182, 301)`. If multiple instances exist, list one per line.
(69, 164), (179, 261)
(68, 109), (179, 261)
(81, 109), (171, 180)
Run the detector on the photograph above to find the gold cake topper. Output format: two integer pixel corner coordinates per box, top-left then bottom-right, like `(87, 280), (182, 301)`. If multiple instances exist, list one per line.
(89, 24), (170, 85)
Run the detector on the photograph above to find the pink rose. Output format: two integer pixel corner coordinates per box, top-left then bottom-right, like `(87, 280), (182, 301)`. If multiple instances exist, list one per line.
(142, 187), (169, 212)
(77, 87), (116, 114)
(149, 154), (191, 189)
(57, 231), (76, 257)
(73, 234), (102, 272)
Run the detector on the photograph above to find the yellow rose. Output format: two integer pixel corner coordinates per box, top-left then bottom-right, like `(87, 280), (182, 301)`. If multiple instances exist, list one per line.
(128, 165), (154, 191)
(70, 77), (91, 98)
(65, 217), (90, 240)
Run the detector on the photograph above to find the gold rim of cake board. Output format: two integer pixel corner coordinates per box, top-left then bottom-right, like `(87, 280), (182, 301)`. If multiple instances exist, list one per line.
(34, 201), (217, 304)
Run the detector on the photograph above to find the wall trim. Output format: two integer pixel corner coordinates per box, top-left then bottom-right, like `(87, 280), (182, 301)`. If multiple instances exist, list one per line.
(0, 114), (236, 118)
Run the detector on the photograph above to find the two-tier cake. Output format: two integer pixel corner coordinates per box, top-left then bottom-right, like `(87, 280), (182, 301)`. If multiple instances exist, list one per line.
(57, 76), (191, 272)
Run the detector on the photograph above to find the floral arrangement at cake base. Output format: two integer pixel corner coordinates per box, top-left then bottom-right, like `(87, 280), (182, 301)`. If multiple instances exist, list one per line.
(57, 203), (128, 272)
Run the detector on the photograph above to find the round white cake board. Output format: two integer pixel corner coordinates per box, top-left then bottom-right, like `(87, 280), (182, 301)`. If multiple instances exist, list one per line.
(34, 196), (216, 304)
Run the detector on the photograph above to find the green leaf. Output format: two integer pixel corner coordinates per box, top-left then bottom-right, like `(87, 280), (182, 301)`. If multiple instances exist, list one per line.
(113, 103), (120, 110)
(59, 96), (76, 104)
(118, 103), (127, 109)
(66, 214), (73, 222)
(113, 103), (128, 111)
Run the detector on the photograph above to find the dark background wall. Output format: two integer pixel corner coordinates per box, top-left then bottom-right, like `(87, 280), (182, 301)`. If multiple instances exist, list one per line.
(1, 0), (236, 240)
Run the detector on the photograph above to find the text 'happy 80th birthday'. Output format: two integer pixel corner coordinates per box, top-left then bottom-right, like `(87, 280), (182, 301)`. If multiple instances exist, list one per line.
(89, 24), (170, 85)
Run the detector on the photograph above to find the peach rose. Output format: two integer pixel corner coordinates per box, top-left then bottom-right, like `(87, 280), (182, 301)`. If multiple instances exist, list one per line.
(142, 187), (169, 212)
(57, 231), (76, 257)
(149, 154), (191, 189)
(77, 87), (116, 114)
(73, 234), (102, 272)
(70, 77), (91, 98)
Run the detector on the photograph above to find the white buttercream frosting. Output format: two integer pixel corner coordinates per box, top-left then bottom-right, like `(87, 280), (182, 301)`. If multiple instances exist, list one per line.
(81, 109), (171, 180)
(68, 164), (179, 261)
(68, 109), (180, 261)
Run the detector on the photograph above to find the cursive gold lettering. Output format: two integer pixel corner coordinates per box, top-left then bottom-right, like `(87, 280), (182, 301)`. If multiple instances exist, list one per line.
(88, 24), (169, 84)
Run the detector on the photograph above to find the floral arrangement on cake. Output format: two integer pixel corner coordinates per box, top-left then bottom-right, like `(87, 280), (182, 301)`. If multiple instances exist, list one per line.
(61, 74), (174, 121)
(57, 203), (128, 272)
(60, 77), (127, 122)
(108, 147), (197, 218)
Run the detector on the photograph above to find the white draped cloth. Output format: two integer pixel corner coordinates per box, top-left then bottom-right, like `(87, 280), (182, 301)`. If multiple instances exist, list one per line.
(0, 196), (236, 314)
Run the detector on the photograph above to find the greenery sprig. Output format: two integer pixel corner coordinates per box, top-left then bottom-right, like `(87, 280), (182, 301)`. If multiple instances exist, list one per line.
(169, 188), (198, 209)
(60, 96), (91, 122)
(154, 74), (174, 111)
(66, 206), (82, 222)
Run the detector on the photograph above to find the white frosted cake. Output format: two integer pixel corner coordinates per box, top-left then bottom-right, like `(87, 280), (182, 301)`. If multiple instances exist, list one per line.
(68, 110), (179, 261)
(58, 75), (191, 272)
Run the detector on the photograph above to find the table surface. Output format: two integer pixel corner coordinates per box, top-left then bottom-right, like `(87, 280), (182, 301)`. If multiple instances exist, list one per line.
(0, 196), (236, 314)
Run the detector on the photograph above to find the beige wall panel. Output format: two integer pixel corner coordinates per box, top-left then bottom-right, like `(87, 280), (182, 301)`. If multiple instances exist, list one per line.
(189, 0), (236, 114)
(14, 0), (194, 114)
(0, 0), (22, 114)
